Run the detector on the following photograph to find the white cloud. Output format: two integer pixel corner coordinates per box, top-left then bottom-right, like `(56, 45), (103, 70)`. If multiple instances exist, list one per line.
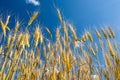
(26, 0), (40, 6)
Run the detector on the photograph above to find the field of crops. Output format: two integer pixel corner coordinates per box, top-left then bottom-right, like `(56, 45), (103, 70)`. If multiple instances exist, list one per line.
(0, 8), (120, 80)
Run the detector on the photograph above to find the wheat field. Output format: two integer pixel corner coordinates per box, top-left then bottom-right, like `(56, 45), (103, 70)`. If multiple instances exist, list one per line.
(0, 8), (120, 80)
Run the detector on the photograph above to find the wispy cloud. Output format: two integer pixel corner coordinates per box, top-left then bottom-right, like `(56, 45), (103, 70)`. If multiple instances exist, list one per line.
(26, 0), (40, 6)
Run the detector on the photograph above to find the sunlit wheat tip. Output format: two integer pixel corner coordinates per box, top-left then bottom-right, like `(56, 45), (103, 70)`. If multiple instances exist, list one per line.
(105, 53), (111, 66)
(101, 28), (107, 39)
(62, 21), (68, 41)
(69, 24), (77, 40)
(47, 39), (50, 51)
(39, 32), (43, 45)
(45, 27), (52, 38)
(81, 34), (86, 42)
(87, 32), (93, 42)
(91, 47), (96, 57)
(0, 20), (10, 38)
(95, 28), (101, 39)
(108, 27), (115, 38)
(19, 34), (25, 49)
(5, 15), (10, 26)
(107, 39), (116, 58)
(25, 32), (30, 47)
(28, 11), (39, 26)
(106, 27), (112, 38)
(56, 28), (60, 41)
(56, 8), (62, 24)
(14, 21), (19, 35)
(34, 27), (40, 47)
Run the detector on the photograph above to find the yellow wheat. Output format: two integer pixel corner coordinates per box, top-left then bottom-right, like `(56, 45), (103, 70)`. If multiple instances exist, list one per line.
(28, 11), (38, 26)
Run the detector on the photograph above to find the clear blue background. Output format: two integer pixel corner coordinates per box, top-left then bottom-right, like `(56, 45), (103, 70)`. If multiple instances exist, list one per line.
(0, 0), (120, 30)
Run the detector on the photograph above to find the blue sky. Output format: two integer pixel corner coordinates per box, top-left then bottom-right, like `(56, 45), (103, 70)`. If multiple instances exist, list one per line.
(0, 0), (120, 29)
